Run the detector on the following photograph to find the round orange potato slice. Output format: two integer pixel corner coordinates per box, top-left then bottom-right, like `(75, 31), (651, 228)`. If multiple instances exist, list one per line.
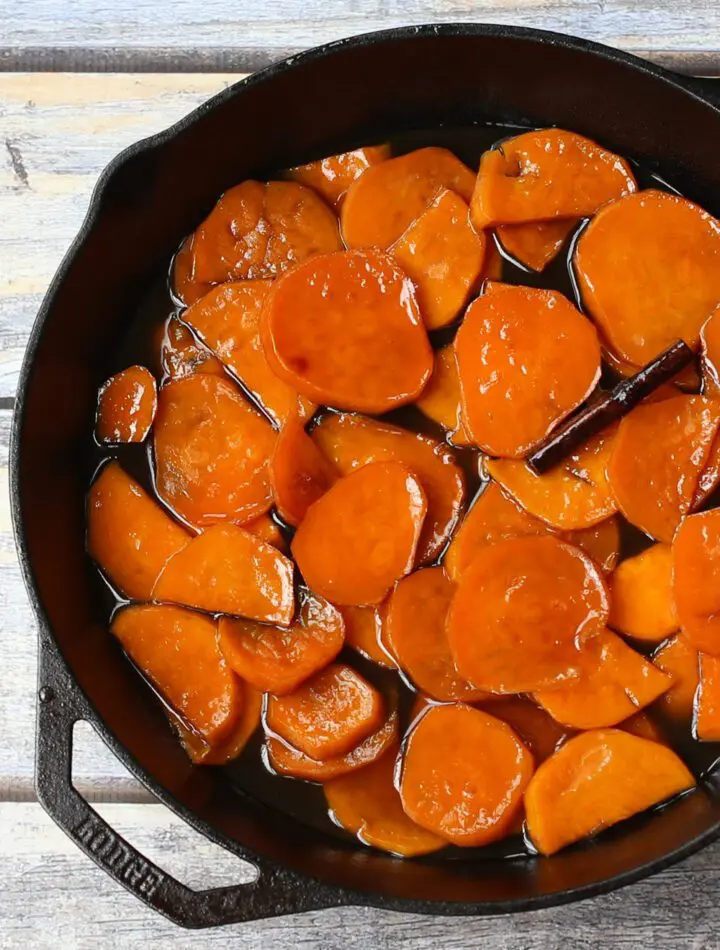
(496, 219), (577, 272)
(270, 418), (338, 527)
(673, 508), (720, 655)
(287, 144), (391, 209)
(96, 365), (157, 443)
(652, 634), (699, 720)
(608, 544), (678, 642)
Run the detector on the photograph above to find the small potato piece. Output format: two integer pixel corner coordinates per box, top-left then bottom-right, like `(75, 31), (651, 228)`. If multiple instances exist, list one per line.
(270, 418), (338, 527)
(653, 635), (699, 720)
(178, 684), (263, 765)
(154, 374), (276, 529)
(153, 524), (294, 624)
(291, 462), (427, 606)
(192, 180), (342, 284)
(477, 696), (571, 764)
(575, 190), (720, 366)
(156, 315), (226, 381)
(696, 654), (720, 741)
(701, 305), (720, 397)
(415, 345), (465, 436)
(447, 536), (609, 693)
(341, 605), (395, 668)
(608, 544), (678, 642)
(524, 729), (694, 855)
(96, 366), (157, 443)
(620, 711), (665, 744)
(386, 568), (485, 702)
(608, 396), (720, 543)
(218, 590), (345, 695)
(390, 189), (486, 329)
(112, 605), (240, 744)
(399, 704), (533, 846)
(171, 236), (213, 307)
(455, 286), (601, 458)
(673, 509), (720, 654)
(261, 249), (433, 414)
(570, 518), (621, 575)
(694, 434), (720, 507)
(325, 747), (445, 857)
(288, 144), (391, 208)
(265, 664), (384, 759)
(243, 513), (288, 552)
(87, 462), (190, 600)
(341, 147), (475, 249)
(471, 129), (636, 229)
(311, 413), (464, 564)
(496, 219), (577, 272)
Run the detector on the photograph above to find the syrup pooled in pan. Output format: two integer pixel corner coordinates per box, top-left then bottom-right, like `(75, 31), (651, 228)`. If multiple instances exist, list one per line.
(87, 123), (720, 861)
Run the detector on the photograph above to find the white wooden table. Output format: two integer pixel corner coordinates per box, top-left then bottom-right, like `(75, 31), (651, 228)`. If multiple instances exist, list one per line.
(2, 5), (720, 946)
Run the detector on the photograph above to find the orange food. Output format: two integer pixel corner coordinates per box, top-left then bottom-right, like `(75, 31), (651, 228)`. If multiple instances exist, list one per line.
(155, 315), (225, 381)
(288, 144), (391, 208)
(325, 747), (445, 857)
(153, 523), (295, 624)
(620, 711), (665, 744)
(111, 604), (240, 744)
(652, 635), (699, 720)
(477, 696), (571, 764)
(608, 544), (678, 641)
(701, 305), (720, 396)
(311, 412), (464, 564)
(399, 704), (533, 846)
(607, 396), (720, 543)
(524, 729), (694, 855)
(471, 129), (636, 229)
(673, 509), (720, 654)
(571, 518), (621, 574)
(415, 344), (465, 436)
(192, 180), (342, 284)
(483, 240), (504, 280)
(87, 462), (190, 600)
(341, 605), (395, 668)
(696, 654), (720, 741)
(178, 684), (263, 765)
(270, 418), (337, 527)
(455, 286), (600, 457)
(390, 189), (486, 329)
(386, 568), (485, 702)
(154, 374), (276, 528)
(575, 190), (720, 366)
(218, 590), (345, 695)
(447, 536), (609, 693)
(341, 147), (475, 249)
(171, 235), (213, 307)
(261, 249), (433, 414)
(265, 664), (384, 759)
(497, 219), (577, 272)
(694, 433), (720, 507)
(96, 365), (157, 443)
(291, 462), (426, 605)
(243, 513), (287, 552)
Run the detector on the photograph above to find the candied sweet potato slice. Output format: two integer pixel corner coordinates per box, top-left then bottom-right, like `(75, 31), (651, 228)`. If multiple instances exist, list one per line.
(447, 536), (609, 693)
(652, 634), (699, 720)
(154, 374), (276, 528)
(399, 704), (533, 846)
(292, 461), (427, 605)
(341, 147), (475, 249)
(471, 129), (636, 230)
(270, 418), (338, 527)
(696, 654), (720, 741)
(153, 524), (294, 624)
(608, 396), (720, 543)
(341, 605), (395, 668)
(575, 190), (720, 366)
(261, 249), (433, 414)
(87, 462), (190, 600)
(243, 513), (287, 552)
(694, 433), (720, 507)
(96, 365), (157, 444)
(477, 696), (571, 764)
(155, 315), (226, 381)
(673, 508), (720, 654)
(111, 604), (240, 744)
(171, 235), (213, 307)
(455, 286), (600, 457)
(325, 746), (445, 857)
(288, 144), (391, 209)
(570, 518), (621, 574)
(415, 344), (465, 438)
(608, 544), (678, 641)
(311, 412), (464, 564)
(390, 189), (486, 330)
(178, 683), (263, 765)
(192, 180), (342, 284)
(496, 219), (577, 272)
(218, 590), (344, 695)
(701, 305), (720, 397)
(620, 711), (665, 744)
(524, 729), (694, 855)
(265, 663), (384, 759)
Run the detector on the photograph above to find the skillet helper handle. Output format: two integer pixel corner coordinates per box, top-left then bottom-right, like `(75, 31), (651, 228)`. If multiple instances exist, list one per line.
(674, 74), (720, 110)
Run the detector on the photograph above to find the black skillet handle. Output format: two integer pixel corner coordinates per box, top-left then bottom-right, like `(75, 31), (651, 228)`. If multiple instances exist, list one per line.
(672, 73), (720, 109)
(35, 639), (336, 928)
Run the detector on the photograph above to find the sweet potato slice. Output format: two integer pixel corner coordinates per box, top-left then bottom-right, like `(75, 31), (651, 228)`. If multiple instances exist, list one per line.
(341, 147), (475, 249)
(575, 190), (720, 366)
(609, 396), (720, 543)
(155, 315), (226, 381)
(390, 189), (486, 330)
(477, 696), (571, 764)
(415, 345), (466, 439)
(111, 604), (240, 744)
(153, 524), (294, 624)
(87, 462), (190, 600)
(218, 590), (344, 695)
(171, 235), (213, 307)
(261, 248), (433, 414)
(192, 180), (342, 284)
(265, 663), (384, 759)
(570, 518), (621, 574)
(270, 418), (338, 527)
(471, 128), (636, 230)
(341, 605), (395, 668)
(696, 654), (720, 741)
(399, 704), (533, 846)
(96, 365), (157, 443)
(311, 413), (464, 564)
(325, 746), (445, 856)
(652, 635), (699, 720)
(673, 509), (720, 654)
(694, 433), (720, 507)
(447, 536), (609, 693)
(154, 374), (276, 528)
(608, 544), (678, 641)
(620, 711), (665, 744)
(535, 630), (672, 729)
(178, 683), (263, 765)
(496, 219), (577, 272)
(287, 144), (391, 209)
(386, 568), (486, 702)
(291, 461), (427, 605)
(455, 286), (601, 457)
(242, 513), (288, 552)
(524, 729), (694, 855)
(701, 305), (720, 397)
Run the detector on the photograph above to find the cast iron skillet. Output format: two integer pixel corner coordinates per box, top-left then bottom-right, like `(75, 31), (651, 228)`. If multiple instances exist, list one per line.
(10, 22), (720, 929)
